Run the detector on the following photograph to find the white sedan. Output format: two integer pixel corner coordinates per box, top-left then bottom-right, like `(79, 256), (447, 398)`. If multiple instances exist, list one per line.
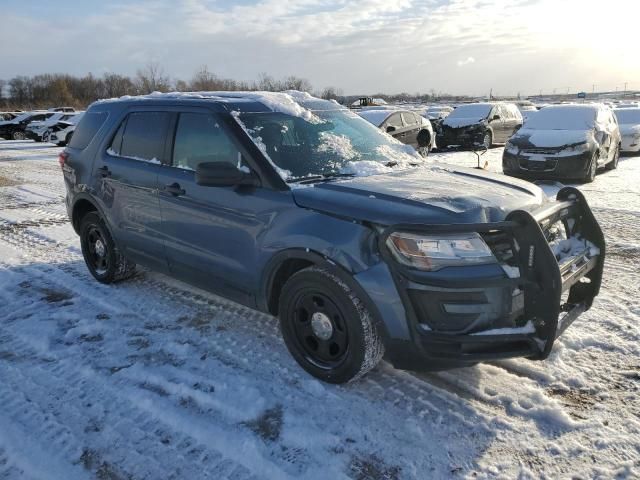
(614, 108), (640, 153)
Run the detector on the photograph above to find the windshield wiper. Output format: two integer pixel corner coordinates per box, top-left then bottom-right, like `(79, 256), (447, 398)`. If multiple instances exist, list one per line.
(288, 172), (356, 185)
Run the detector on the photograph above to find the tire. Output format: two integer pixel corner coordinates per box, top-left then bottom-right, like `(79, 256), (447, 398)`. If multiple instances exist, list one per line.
(605, 144), (620, 171)
(79, 212), (136, 284)
(278, 266), (384, 384)
(417, 129), (432, 155)
(12, 130), (25, 141)
(65, 132), (73, 145)
(482, 131), (492, 149)
(583, 152), (598, 183)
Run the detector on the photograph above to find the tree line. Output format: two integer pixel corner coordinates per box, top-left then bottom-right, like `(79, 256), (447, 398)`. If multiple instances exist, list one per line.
(0, 63), (463, 110)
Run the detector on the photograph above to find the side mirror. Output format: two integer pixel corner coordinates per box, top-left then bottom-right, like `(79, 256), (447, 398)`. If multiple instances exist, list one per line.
(195, 162), (260, 187)
(491, 114), (500, 121)
(386, 125), (396, 133)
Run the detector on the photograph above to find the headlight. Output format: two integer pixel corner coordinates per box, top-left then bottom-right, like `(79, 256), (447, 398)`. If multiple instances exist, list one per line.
(386, 232), (496, 271)
(505, 141), (519, 154)
(566, 142), (589, 153)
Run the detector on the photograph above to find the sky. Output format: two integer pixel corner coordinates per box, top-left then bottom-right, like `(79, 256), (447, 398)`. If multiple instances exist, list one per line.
(1, 0), (639, 96)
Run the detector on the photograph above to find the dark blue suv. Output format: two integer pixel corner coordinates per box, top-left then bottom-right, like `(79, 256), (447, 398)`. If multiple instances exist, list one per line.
(60, 91), (605, 383)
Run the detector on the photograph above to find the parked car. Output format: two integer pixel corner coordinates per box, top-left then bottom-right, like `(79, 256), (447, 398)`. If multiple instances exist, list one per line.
(358, 108), (434, 155)
(614, 107), (640, 153)
(514, 100), (537, 113)
(503, 104), (621, 182)
(424, 105), (454, 121)
(25, 112), (80, 142)
(0, 111), (55, 140)
(44, 113), (85, 146)
(0, 111), (22, 121)
(436, 102), (523, 149)
(61, 91), (604, 384)
(48, 107), (76, 112)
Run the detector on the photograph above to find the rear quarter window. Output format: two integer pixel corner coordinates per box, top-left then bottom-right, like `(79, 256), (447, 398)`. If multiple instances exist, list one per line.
(68, 111), (108, 149)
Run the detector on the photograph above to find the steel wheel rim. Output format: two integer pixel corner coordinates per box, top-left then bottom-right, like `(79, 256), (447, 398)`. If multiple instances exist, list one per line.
(291, 291), (349, 369)
(13, 131), (25, 140)
(87, 226), (109, 275)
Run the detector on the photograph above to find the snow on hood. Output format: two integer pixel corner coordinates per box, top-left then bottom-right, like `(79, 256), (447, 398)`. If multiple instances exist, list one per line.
(292, 165), (547, 225)
(512, 128), (592, 148)
(442, 117), (485, 128)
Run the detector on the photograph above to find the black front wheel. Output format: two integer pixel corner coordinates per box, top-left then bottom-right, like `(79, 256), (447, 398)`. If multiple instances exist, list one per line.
(80, 212), (136, 283)
(583, 152), (598, 183)
(279, 267), (384, 384)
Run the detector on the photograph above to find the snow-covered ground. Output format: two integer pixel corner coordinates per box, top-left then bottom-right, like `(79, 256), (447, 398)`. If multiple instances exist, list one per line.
(0, 140), (638, 479)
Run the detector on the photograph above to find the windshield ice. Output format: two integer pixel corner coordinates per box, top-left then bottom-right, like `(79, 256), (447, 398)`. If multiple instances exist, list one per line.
(525, 106), (596, 130)
(234, 109), (423, 181)
(614, 109), (640, 124)
(447, 104), (492, 119)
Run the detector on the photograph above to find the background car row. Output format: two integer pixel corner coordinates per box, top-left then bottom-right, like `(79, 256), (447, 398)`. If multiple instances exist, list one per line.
(0, 107), (81, 145)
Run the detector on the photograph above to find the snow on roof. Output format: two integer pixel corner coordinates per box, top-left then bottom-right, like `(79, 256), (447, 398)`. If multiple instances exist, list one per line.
(357, 109), (394, 126)
(94, 90), (334, 121)
(524, 104), (600, 130)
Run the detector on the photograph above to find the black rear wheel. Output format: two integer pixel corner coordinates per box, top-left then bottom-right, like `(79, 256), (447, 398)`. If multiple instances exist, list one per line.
(605, 144), (620, 171)
(80, 212), (136, 283)
(279, 267), (384, 383)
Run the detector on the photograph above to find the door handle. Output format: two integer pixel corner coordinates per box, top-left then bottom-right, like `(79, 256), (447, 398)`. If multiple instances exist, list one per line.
(97, 165), (111, 177)
(164, 182), (185, 196)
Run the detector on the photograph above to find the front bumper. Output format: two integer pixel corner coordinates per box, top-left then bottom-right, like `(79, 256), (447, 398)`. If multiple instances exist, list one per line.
(503, 150), (593, 180)
(379, 187), (605, 368)
(24, 129), (43, 141)
(436, 128), (484, 148)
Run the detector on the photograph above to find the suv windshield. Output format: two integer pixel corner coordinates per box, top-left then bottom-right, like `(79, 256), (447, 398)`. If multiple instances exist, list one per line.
(447, 104), (492, 119)
(235, 109), (422, 180)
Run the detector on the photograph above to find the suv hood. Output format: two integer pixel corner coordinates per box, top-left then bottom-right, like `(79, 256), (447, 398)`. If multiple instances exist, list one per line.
(442, 117), (485, 128)
(292, 165), (547, 225)
(510, 128), (593, 149)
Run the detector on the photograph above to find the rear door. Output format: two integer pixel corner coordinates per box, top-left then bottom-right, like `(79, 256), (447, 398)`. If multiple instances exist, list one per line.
(503, 104), (522, 140)
(401, 112), (420, 147)
(156, 110), (283, 305)
(94, 110), (170, 273)
(488, 105), (507, 143)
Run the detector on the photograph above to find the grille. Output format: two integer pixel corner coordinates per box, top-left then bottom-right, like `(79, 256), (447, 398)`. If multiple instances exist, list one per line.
(519, 158), (558, 171)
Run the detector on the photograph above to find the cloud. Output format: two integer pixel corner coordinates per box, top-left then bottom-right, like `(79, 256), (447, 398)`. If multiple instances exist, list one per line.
(457, 57), (475, 67)
(1, 0), (639, 96)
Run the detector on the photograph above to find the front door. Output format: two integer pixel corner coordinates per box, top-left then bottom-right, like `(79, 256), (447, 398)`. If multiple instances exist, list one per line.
(157, 111), (286, 306)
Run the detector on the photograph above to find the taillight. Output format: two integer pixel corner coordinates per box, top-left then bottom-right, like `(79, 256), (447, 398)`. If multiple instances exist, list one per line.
(58, 151), (68, 168)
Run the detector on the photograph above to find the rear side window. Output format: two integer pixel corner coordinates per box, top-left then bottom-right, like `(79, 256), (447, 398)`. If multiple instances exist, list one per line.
(172, 113), (241, 171)
(401, 112), (417, 126)
(110, 112), (170, 163)
(69, 111), (108, 149)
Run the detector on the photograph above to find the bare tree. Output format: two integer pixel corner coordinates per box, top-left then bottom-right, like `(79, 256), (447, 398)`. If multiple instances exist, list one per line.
(320, 86), (343, 100)
(103, 73), (136, 98)
(135, 62), (171, 94)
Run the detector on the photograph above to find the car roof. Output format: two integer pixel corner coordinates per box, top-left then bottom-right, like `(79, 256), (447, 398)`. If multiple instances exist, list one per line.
(358, 108), (416, 126)
(92, 90), (344, 115)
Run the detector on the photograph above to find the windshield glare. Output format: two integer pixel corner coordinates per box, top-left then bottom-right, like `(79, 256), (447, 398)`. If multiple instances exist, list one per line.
(614, 109), (640, 124)
(448, 104), (492, 119)
(235, 109), (423, 180)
